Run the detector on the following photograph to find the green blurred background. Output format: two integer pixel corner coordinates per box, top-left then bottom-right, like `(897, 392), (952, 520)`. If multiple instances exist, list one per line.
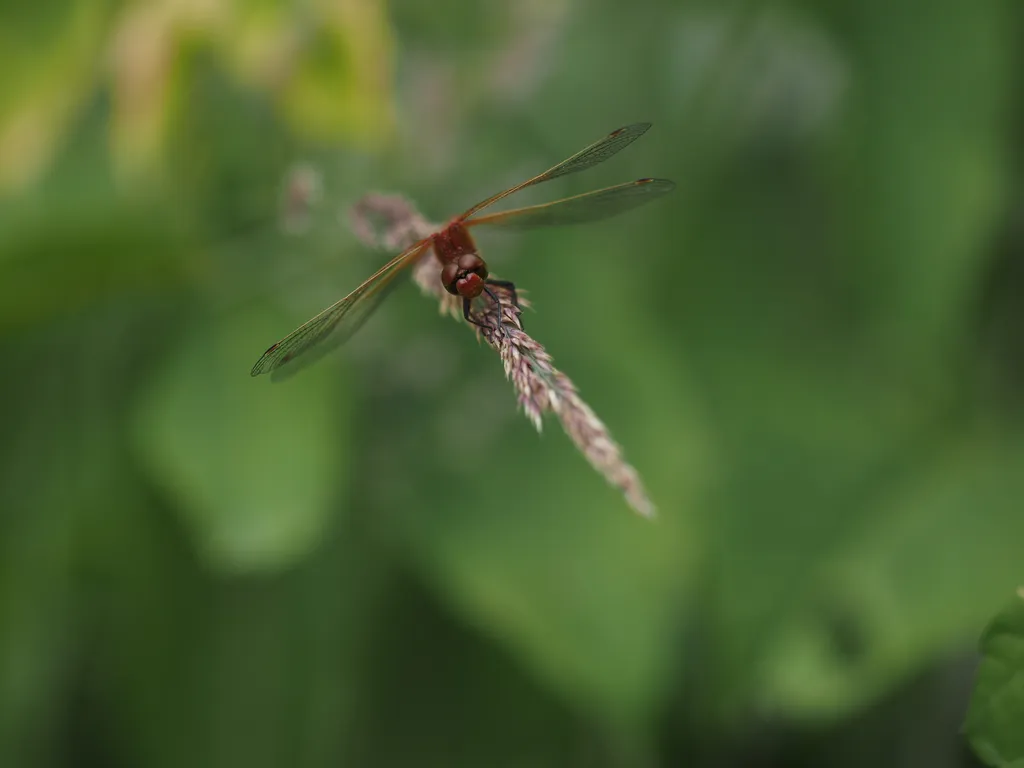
(1, 0), (1022, 765)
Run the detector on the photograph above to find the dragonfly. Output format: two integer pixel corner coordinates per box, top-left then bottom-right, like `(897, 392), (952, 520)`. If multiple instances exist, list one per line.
(251, 122), (674, 380)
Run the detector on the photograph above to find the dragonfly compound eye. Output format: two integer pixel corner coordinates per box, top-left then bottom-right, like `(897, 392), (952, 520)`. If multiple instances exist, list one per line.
(455, 271), (485, 299)
(457, 253), (487, 277)
(441, 261), (460, 295)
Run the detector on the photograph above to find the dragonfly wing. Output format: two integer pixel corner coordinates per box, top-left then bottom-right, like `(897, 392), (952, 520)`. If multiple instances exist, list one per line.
(460, 123), (654, 219)
(530, 123), (653, 184)
(466, 178), (675, 230)
(263, 276), (403, 383)
(251, 240), (429, 380)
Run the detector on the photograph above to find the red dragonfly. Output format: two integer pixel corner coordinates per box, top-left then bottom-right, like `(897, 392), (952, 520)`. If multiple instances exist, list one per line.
(252, 123), (674, 380)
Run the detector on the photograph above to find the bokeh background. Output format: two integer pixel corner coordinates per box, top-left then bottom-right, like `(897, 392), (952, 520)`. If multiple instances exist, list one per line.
(2, 0), (1022, 766)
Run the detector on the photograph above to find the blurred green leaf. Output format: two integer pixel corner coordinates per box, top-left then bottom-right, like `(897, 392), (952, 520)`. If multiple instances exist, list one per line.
(0, 183), (188, 330)
(0, 1), (112, 189)
(0, 468), (74, 768)
(394, 420), (699, 722)
(758, 427), (1024, 721)
(684, 349), (938, 718)
(344, 573), (618, 768)
(85, 495), (384, 768)
(964, 592), (1024, 768)
(277, 13), (393, 142)
(834, 0), (1012, 362)
(132, 307), (349, 573)
(0, 309), (136, 768)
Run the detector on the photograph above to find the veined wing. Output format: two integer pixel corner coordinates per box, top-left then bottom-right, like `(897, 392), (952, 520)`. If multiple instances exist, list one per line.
(466, 178), (674, 230)
(460, 123), (653, 220)
(251, 240), (429, 381)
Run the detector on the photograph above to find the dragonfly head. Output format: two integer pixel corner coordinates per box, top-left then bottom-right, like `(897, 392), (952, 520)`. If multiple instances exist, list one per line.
(442, 253), (488, 299)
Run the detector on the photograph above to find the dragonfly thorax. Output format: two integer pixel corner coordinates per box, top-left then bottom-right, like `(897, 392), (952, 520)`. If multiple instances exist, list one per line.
(432, 222), (477, 263)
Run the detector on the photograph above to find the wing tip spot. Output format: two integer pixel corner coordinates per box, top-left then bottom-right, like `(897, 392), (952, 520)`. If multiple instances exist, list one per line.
(638, 177), (675, 191)
(250, 343), (279, 377)
(612, 122), (650, 137)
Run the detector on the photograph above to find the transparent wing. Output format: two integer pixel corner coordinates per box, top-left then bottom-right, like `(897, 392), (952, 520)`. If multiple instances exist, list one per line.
(251, 240), (429, 380)
(466, 178), (674, 230)
(460, 123), (653, 220)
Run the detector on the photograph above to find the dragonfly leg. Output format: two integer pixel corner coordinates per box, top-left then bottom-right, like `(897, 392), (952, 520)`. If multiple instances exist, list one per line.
(463, 296), (495, 332)
(483, 286), (508, 335)
(485, 279), (520, 310)
(485, 279), (521, 333)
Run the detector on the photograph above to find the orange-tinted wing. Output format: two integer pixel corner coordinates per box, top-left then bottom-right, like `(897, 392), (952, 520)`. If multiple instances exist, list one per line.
(466, 178), (674, 230)
(251, 240), (429, 381)
(460, 123), (654, 220)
